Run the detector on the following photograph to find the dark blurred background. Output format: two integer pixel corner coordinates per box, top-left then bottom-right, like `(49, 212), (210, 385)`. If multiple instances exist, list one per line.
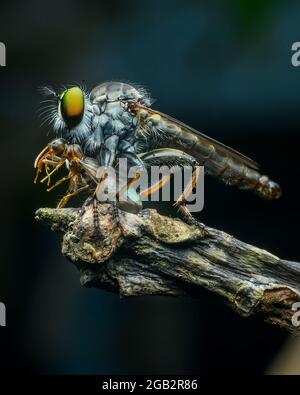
(0, 0), (299, 375)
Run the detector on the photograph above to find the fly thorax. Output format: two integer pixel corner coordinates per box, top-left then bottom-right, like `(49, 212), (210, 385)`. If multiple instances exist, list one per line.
(104, 101), (124, 118)
(90, 82), (145, 104)
(100, 102), (136, 139)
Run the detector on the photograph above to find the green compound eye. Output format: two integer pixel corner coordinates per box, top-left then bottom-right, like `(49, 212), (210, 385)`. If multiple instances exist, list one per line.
(60, 87), (85, 128)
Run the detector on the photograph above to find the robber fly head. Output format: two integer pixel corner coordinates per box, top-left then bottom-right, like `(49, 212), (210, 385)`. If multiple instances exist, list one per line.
(39, 84), (93, 144)
(58, 86), (85, 128)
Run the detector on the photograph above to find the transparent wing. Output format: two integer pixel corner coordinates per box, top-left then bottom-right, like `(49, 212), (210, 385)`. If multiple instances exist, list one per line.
(134, 104), (259, 171)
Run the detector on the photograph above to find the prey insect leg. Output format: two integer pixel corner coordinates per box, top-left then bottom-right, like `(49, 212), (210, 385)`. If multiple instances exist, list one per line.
(46, 173), (72, 192)
(57, 185), (90, 208)
(40, 160), (65, 184)
(34, 149), (51, 183)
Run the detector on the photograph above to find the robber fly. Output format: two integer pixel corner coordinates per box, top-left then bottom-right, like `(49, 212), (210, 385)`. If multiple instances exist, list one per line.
(36, 81), (281, 220)
(34, 136), (198, 224)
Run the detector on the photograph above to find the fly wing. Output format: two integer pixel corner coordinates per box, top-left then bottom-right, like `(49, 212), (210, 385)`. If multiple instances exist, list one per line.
(134, 104), (259, 172)
(139, 148), (196, 168)
(80, 157), (99, 183)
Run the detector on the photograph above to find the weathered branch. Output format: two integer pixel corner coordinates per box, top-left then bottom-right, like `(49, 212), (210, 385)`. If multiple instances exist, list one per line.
(35, 204), (300, 334)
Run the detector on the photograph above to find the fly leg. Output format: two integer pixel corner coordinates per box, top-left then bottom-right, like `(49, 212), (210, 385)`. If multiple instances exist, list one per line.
(92, 165), (109, 236)
(140, 170), (204, 229)
(92, 197), (100, 233)
(79, 194), (95, 217)
(138, 173), (172, 220)
(140, 174), (171, 198)
(173, 162), (205, 230)
(95, 167), (109, 201)
(91, 198), (123, 244)
(115, 147), (146, 202)
(174, 161), (200, 207)
(100, 201), (124, 246)
(112, 202), (121, 227)
(176, 203), (205, 230)
(116, 169), (142, 200)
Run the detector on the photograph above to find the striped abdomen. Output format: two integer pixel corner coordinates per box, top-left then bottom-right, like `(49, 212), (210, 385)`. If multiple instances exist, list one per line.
(135, 106), (281, 200)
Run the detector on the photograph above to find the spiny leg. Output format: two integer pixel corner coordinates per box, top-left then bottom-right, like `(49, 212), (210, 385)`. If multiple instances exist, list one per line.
(91, 198), (118, 242)
(173, 162), (200, 207)
(116, 170), (142, 200)
(175, 203), (204, 228)
(79, 190), (97, 218)
(140, 173), (171, 198)
(173, 163), (205, 229)
(111, 202), (121, 227)
(139, 171), (204, 228)
(95, 168), (109, 201)
(92, 198), (100, 232)
(174, 203), (206, 233)
(100, 201), (124, 246)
